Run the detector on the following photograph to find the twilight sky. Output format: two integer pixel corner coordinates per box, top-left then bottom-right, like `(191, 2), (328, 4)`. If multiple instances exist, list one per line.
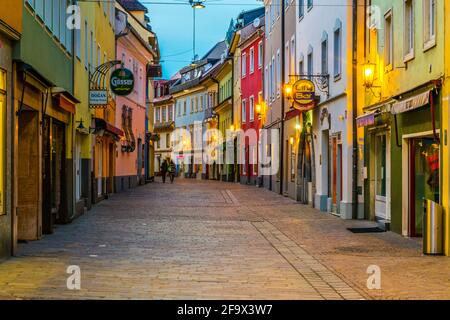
(144, 0), (261, 79)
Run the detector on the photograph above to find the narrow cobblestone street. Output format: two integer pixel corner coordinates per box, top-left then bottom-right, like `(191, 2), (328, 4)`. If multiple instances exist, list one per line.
(0, 180), (448, 300)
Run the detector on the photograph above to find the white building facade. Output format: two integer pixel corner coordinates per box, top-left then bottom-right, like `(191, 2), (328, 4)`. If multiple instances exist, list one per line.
(296, 0), (357, 219)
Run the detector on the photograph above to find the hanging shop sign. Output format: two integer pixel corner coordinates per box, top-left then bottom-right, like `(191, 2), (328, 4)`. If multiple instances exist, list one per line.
(292, 79), (316, 110)
(110, 68), (135, 96)
(89, 90), (108, 105)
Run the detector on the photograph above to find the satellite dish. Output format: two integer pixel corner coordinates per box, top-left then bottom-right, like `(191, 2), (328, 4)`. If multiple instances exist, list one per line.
(253, 17), (261, 28)
(115, 10), (128, 36)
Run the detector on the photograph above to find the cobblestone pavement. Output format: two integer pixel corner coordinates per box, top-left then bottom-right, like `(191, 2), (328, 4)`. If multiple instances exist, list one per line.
(0, 179), (448, 300)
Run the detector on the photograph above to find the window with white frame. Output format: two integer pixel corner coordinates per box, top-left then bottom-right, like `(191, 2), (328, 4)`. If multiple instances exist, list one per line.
(155, 107), (161, 123)
(276, 50), (281, 96)
(249, 96), (255, 122)
(75, 24), (81, 60)
(404, 0), (414, 59)
(384, 10), (393, 67)
(276, 0), (280, 18)
(84, 21), (88, 69)
(333, 21), (342, 78)
(290, 37), (296, 76)
(423, 0), (436, 49)
(298, 0), (305, 18)
(242, 53), (247, 78)
(321, 34), (328, 75)
(264, 66), (269, 102)
(242, 99), (247, 123)
(285, 42), (290, 83)
(298, 54), (304, 76)
(307, 49), (313, 79)
(250, 47), (255, 74)
(258, 41), (263, 69)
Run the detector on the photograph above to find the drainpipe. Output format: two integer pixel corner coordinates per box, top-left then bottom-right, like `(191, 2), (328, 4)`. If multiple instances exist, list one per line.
(280, 0), (286, 195)
(352, 0), (358, 219)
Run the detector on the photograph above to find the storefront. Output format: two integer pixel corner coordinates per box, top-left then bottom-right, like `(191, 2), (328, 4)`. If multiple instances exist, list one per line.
(0, 39), (13, 258)
(361, 83), (442, 236)
(92, 117), (123, 203)
(359, 102), (392, 229)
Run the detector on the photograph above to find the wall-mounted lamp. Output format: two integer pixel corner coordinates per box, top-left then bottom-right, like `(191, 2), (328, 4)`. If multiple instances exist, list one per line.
(295, 123), (302, 131)
(289, 137), (295, 145)
(256, 103), (262, 115)
(284, 84), (293, 98)
(363, 63), (377, 88)
(76, 118), (97, 134)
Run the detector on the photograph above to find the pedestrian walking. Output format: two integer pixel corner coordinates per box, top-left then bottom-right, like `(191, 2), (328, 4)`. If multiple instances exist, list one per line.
(161, 159), (168, 183)
(168, 160), (176, 184)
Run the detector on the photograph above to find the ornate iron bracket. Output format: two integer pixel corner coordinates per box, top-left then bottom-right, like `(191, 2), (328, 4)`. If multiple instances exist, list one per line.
(89, 60), (123, 89)
(289, 74), (330, 98)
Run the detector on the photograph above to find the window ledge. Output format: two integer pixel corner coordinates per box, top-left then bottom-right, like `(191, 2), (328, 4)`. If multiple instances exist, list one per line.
(403, 52), (415, 64)
(423, 39), (436, 52)
(384, 64), (393, 73)
(333, 74), (342, 82)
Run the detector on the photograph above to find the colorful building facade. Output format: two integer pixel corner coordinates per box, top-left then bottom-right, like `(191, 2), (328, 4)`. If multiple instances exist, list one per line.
(115, 2), (155, 192)
(361, 0), (444, 238)
(13, 0), (79, 251)
(237, 18), (264, 185)
(0, 0), (22, 259)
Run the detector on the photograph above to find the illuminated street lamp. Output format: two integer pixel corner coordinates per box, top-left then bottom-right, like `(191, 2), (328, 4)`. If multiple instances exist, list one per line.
(284, 84), (293, 98)
(363, 62), (377, 88)
(191, 1), (205, 9)
(189, 0), (206, 63)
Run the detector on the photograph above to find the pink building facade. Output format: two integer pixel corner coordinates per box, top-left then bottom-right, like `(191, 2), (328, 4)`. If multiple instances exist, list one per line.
(114, 27), (153, 192)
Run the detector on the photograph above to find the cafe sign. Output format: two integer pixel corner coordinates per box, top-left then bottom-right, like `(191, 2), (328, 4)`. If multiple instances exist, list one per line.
(89, 90), (108, 105)
(292, 79), (316, 110)
(110, 68), (134, 96)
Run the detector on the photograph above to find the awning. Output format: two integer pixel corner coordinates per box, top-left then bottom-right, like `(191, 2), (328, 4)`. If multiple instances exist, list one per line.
(391, 91), (430, 115)
(94, 118), (124, 137)
(56, 94), (78, 114)
(356, 112), (376, 128)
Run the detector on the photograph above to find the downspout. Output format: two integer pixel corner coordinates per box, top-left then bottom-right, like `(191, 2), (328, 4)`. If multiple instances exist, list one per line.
(352, 0), (358, 219)
(280, 0), (286, 195)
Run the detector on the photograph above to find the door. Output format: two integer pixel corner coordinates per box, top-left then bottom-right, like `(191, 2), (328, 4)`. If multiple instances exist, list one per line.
(97, 141), (103, 196)
(374, 133), (388, 220)
(17, 111), (41, 240)
(51, 121), (65, 223)
(409, 137), (440, 237)
(137, 138), (142, 179)
(331, 136), (342, 214)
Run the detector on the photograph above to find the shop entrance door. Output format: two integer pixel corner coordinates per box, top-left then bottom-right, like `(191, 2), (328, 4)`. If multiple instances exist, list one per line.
(331, 135), (342, 214)
(409, 137), (440, 237)
(375, 133), (389, 221)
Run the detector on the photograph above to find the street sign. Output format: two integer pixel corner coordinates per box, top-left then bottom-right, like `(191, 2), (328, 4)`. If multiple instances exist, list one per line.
(110, 68), (134, 96)
(292, 79), (315, 111)
(89, 90), (108, 105)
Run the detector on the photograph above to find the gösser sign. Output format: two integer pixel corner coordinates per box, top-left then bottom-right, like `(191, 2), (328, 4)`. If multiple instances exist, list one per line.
(292, 79), (316, 111)
(110, 68), (134, 96)
(89, 90), (108, 105)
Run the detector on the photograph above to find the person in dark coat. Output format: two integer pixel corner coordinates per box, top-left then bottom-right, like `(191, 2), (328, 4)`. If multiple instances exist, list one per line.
(168, 160), (176, 184)
(161, 159), (168, 183)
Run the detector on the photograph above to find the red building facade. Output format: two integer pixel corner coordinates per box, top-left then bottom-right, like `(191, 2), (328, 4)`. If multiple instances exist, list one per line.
(239, 18), (264, 185)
